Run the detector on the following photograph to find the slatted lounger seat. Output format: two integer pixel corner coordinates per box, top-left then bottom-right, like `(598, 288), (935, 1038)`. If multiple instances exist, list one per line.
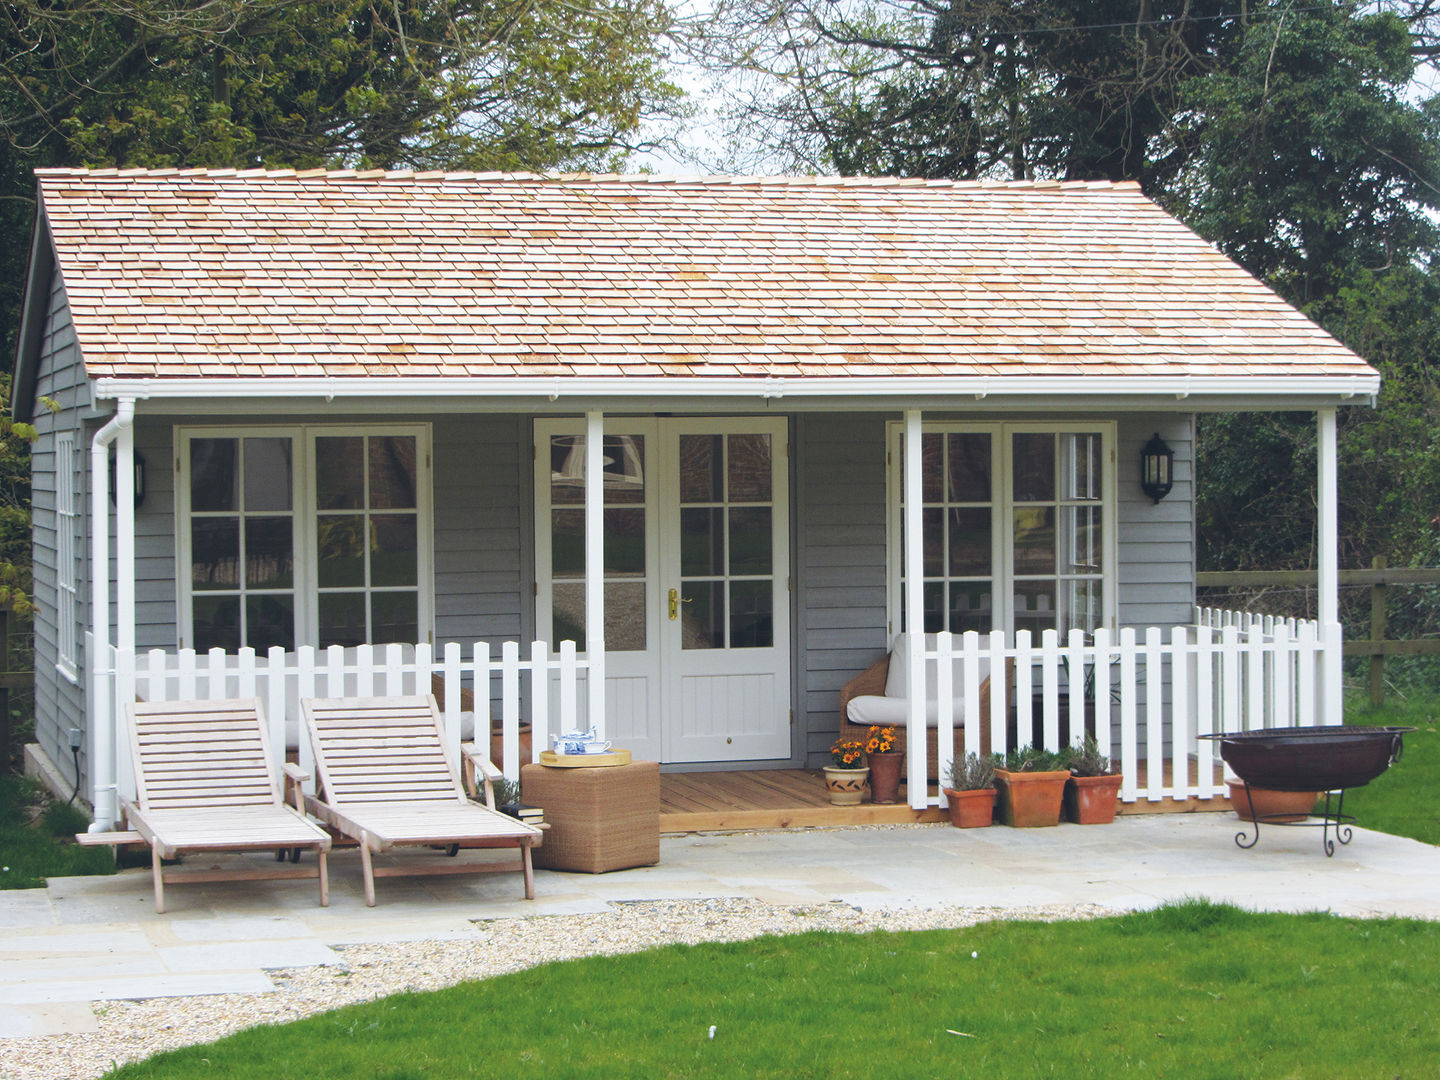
(300, 695), (543, 906)
(119, 699), (331, 913)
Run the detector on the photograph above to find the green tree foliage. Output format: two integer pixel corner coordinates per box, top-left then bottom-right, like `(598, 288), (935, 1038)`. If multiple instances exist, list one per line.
(694, 0), (1440, 586)
(0, 0), (680, 356)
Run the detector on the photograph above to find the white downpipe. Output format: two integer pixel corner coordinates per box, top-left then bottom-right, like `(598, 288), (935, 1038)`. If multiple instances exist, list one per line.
(86, 399), (134, 830)
(584, 410), (606, 739)
(1317, 407), (1343, 723)
(903, 411), (926, 809)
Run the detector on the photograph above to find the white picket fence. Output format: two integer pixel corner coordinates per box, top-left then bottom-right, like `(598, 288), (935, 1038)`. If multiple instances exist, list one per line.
(913, 609), (1335, 809)
(96, 637), (590, 803)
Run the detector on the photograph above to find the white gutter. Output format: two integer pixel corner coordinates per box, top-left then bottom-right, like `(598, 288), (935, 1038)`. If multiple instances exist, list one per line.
(86, 399), (134, 831)
(93, 373), (1381, 403)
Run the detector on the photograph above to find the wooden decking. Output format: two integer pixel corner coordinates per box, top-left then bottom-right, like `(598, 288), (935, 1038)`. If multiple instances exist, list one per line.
(659, 764), (1235, 833)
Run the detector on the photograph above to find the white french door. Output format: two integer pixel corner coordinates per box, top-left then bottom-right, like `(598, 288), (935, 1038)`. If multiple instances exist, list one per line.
(535, 418), (791, 763)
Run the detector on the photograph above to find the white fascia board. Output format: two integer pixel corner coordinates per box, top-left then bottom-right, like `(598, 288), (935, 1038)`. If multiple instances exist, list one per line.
(94, 373), (1381, 409)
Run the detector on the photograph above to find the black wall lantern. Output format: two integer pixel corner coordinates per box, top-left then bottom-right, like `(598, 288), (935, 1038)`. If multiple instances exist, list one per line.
(109, 450), (146, 509)
(1139, 433), (1174, 504)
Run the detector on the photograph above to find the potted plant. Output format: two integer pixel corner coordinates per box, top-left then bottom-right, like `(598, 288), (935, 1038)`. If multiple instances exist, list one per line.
(942, 752), (1000, 827)
(995, 745), (1071, 827)
(1064, 735), (1124, 824)
(1225, 781), (1321, 823)
(823, 736), (869, 805)
(864, 725), (902, 804)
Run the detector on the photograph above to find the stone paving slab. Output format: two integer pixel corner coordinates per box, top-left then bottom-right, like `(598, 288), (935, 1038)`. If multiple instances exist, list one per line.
(0, 813), (1435, 1030)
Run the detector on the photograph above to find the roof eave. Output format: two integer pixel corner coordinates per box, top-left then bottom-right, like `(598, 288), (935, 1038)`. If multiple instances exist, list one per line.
(11, 198), (53, 423)
(93, 373), (1382, 413)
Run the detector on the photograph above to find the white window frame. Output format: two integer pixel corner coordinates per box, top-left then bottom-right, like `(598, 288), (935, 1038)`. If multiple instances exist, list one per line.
(885, 420), (1118, 639)
(55, 431), (78, 680)
(175, 424), (434, 650)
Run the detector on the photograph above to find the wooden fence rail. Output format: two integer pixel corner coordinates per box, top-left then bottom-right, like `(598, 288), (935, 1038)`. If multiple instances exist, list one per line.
(1197, 556), (1440, 705)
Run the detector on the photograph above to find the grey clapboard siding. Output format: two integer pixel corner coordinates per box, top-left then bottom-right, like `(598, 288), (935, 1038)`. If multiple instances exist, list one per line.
(131, 413), (532, 652)
(28, 270), (94, 794)
(795, 413), (1197, 768)
(795, 414), (890, 765)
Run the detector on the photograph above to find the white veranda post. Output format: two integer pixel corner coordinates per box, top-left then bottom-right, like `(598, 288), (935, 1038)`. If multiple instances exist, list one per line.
(903, 411), (927, 809)
(1317, 407), (1343, 724)
(584, 410), (606, 739)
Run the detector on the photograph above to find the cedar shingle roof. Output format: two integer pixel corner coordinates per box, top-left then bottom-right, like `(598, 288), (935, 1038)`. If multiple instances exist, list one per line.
(35, 168), (1371, 381)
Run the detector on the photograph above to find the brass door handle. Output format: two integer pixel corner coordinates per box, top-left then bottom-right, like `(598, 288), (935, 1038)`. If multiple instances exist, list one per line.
(668, 588), (693, 620)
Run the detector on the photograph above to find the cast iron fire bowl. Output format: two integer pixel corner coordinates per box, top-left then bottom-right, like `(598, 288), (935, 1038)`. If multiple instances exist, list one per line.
(1204, 725), (1414, 792)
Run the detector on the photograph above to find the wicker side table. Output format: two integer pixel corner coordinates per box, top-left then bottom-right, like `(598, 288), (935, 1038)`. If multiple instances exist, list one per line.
(521, 759), (660, 873)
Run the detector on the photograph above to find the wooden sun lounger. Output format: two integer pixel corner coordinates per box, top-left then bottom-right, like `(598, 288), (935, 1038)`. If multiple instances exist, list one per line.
(299, 695), (543, 907)
(114, 699), (331, 913)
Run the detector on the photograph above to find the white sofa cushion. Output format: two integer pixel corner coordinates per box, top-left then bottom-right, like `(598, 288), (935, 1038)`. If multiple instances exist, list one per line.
(881, 633), (992, 700)
(846, 694), (970, 728)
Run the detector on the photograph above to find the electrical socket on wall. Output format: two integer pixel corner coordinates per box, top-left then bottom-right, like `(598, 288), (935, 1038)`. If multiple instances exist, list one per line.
(67, 727), (83, 750)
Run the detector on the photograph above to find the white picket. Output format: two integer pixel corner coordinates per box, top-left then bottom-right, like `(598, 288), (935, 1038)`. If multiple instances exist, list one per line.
(1040, 629), (1061, 751)
(1169, 626), (1189, 799)
(1092, 628), (1112, 764)
(987, 629), (1008, 762)
(1119, 628), (1138, 800)
(1194, 625), (1215, 798)
(936, 632), (956, 803)
(1144, 627), (1163, 802)
(1012, 630), (1034, 758)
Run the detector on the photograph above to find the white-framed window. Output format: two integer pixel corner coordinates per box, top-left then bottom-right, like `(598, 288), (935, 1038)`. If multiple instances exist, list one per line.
(176, 425), (432, 652)
(886, 421), (1117, 638)
(55, 432), (78, 678)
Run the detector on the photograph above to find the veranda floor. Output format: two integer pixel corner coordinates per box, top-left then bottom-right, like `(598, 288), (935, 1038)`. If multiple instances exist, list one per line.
(658, 761), (1232, 833)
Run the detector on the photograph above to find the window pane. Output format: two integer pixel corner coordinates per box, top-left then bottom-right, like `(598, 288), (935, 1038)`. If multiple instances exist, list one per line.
(316, 436), (364, 510)
(1062, 506), (1103, 574)
(681, 508), (724, 576)
(948, 508), (991, 576)
(605, 435), (645, 504)
(1064, 580), (1104, 634)
(316, 515), (365, 588)
(606, 582), (646, 651)
(1013, 507), (1056, 574)
(604, 508), (645, 577)
(727, 434), (771, 502)
(190, 439), (237, 512)
(370, 592), (418, 644)
(551, 582), (585, 650)
(318, 592), (367, 648)
(550, 435), (584, 505)
(947, 433), (991, 503)
(729, 580), (773, 648)
(679, 435), (722, 503)
(246, 595), (294, 652)
(245, 518), (293, 589)
(370, 514), (417, 587)
(193, 595), (240, 652)
(1013, 433), (1055, 502)
(680, 581), (724, 649)
(729, 507), (772, 575)
(1061, 433), (1103, 502)
(369, 436), (417, 509)
(551, 509), (585, 577)
(922, 581), (944, 633)
(1014, 581), (1057, 636)
(921, 434), (943, 503)
(922, 507), (943, 576)
(243, 438), (292, 511)
(192, 518), (239, 590)
(948, 582), (993, 634)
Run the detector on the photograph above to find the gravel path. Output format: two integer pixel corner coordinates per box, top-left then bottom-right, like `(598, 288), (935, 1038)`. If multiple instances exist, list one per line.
(0, 897), (1112, 1079)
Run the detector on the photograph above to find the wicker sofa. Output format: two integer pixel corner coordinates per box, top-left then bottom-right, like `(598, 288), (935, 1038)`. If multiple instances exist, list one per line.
(838, 635), (1002, 778)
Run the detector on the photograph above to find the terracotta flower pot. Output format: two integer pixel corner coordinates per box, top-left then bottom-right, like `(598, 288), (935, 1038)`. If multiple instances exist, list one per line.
(942, 787), (996, 828)
(868, 751), (904, 804)
(1227, 780), (1320, 823)
(823, 767), (869, 806)
(994, 768), (1069, 827)
(1064, 773), (1124, 824)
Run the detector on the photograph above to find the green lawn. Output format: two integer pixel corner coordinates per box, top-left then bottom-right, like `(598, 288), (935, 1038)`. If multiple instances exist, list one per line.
(1339, 696), (1440, 845)
(108, 901), (1440, 1079)
(0, 774), (116, 889)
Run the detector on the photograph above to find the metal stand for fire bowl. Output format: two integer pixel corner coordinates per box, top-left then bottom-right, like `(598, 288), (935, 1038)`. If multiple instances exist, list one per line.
(1233, 783), (1355, 857)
